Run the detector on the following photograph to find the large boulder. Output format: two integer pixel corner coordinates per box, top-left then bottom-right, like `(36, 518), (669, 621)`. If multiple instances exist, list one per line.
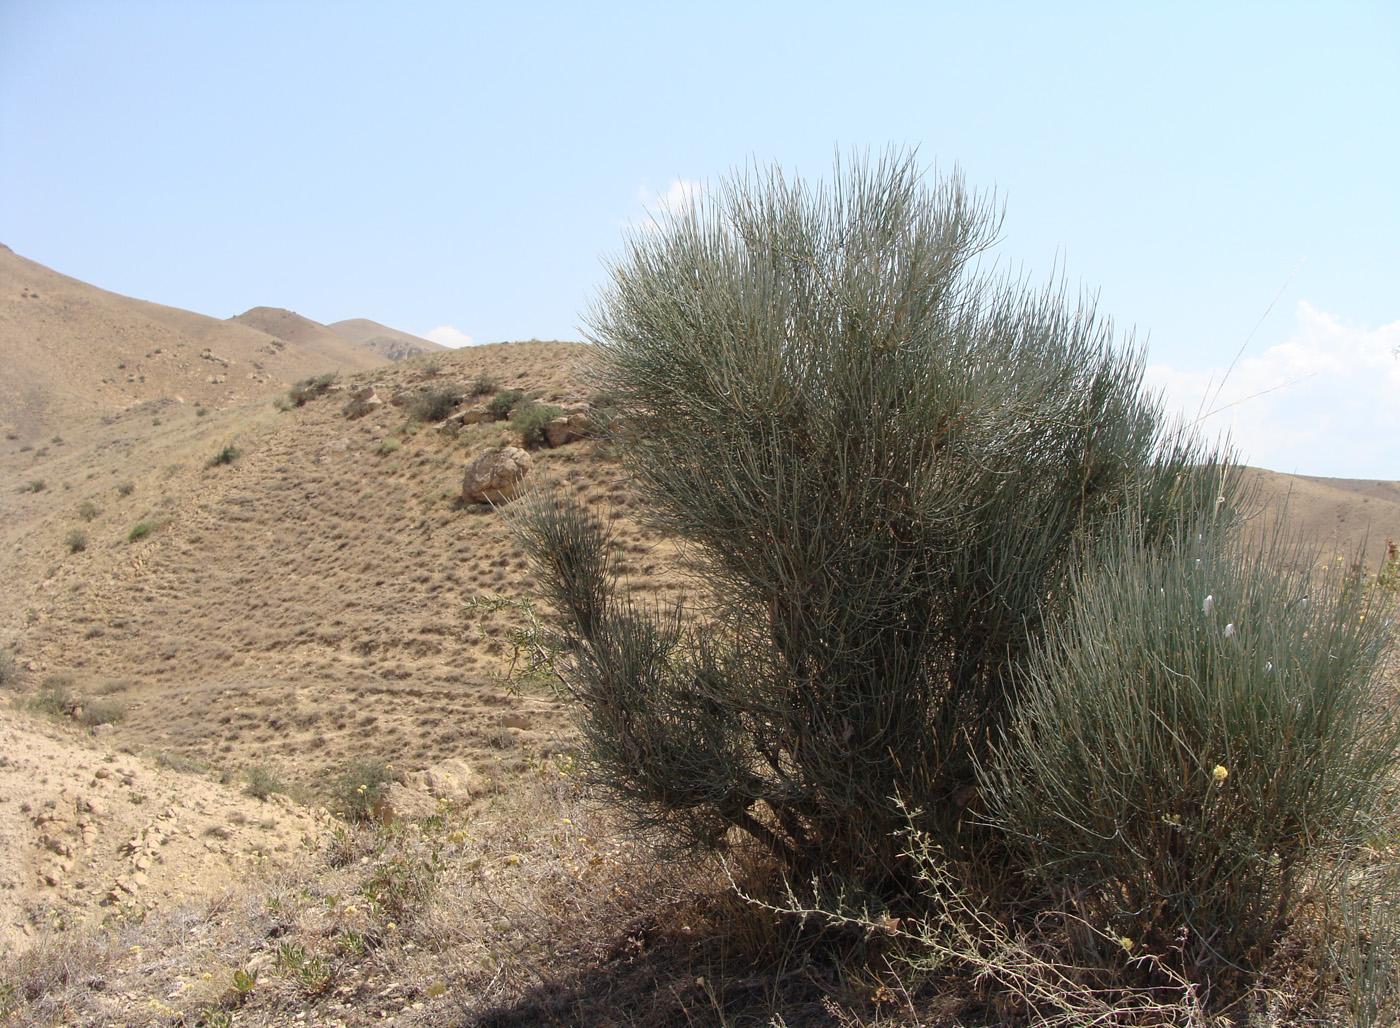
(544, 410), (592, 448)
(410, 758), (484, 805)
(462, 446), (532, 505)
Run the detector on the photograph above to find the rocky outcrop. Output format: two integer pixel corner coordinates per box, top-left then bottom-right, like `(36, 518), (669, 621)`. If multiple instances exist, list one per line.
(439, 404), (496, 430)
(343, 385), (385, 418)
(545, 410), (592, 448)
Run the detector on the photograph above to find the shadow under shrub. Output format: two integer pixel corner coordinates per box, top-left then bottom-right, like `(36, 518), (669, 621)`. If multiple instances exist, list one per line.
(980, 522), (1400, 998)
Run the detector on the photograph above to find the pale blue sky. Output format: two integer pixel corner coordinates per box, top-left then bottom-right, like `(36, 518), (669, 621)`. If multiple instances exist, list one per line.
(2, 2), (1396, 476)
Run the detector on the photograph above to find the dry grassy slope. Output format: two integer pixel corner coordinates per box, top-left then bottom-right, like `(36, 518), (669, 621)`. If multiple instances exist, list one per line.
(1, 332), (1395, 973)
(227, 307), (390, 372)
(3, 343), (688, 799)
(0, 246), (386, 441)
(1246, 468), (1400, 569)
(327, 318), (445, 361)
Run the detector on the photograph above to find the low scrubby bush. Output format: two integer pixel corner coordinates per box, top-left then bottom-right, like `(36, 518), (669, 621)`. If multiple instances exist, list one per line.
(469, 372), (498, 396)
(127, 520), (156, 542)
(406, 386), (462, 423)
(331, 761), (401, 822)
(341, 396), (375, 419)
(208, 444), (241, 467)
(982, 525), (1399, 990)
(289, 373), (338, 406)
(77, 501), (101, 521)
(509, 152), (1400, 1016)
(0, 650), (16, 688)
(63, 529), (88, 554)
(244, 765), (286, 801)
(512, 401), (564, 449)
(513, 154), (1232, 885)
(25, 676), (76, 719)
(76, 696), (125, 728)
(486, 388), (525, 420)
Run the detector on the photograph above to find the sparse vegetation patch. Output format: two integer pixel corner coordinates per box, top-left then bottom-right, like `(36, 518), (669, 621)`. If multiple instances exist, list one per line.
(288, 372), (338, 406)
(330, 760), (402, 823)
(512, 400), (564, 449)
(486, 388), (525, 419)
(406, 385), (462, 423)
(207, 444), (241, 467)
(244, 765), (287, 801)
(127, 519), (157, 542)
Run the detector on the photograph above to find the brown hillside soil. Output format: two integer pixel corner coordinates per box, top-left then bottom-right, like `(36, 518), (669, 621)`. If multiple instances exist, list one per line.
(1246, 467), (1400, 570)
(0, 246), (385, 441)
(0, 707), (325, 953)
(229, 307), (405, 370)
(2, 342), (688, 808)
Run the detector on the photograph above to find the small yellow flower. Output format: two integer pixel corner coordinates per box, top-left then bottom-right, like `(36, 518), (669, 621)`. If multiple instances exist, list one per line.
(1120, 936), (1135, 952)
(1212, 764), (1229, 783)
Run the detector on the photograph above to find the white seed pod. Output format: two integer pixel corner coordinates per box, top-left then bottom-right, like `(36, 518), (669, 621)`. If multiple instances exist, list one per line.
(1203, 595), (1215, 616)
(1223, 623), (1235, 638)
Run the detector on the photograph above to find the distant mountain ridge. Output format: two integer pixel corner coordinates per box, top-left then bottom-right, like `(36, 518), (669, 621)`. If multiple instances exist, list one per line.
(327, 318), (445, 361)
(0, 247), (386, 439)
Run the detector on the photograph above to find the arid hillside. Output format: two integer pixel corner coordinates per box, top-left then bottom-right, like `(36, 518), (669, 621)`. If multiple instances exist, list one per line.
(0, 246), (386, 441)
(0, 255), (1397, 1024)
(2, 341), (690, 785)
(225, 307), (393, 371)
(0, 333), (696, 959)
(327, 318), (445, 361)
(1248, 467), (1400, 569)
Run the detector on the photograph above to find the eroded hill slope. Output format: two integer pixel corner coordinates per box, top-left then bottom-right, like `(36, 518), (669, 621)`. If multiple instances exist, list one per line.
(0, 246), (384, 440)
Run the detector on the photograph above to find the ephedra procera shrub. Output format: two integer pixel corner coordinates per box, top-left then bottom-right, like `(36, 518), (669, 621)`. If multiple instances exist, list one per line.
(981, 521), (1399, 994)
(509, 152), (1238, 891)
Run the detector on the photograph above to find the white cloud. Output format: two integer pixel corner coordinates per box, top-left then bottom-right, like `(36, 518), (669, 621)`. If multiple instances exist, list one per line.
(423, 324), (476, 348)
(629, 178), (705, 232)
(1145, 302), (1400, 479)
